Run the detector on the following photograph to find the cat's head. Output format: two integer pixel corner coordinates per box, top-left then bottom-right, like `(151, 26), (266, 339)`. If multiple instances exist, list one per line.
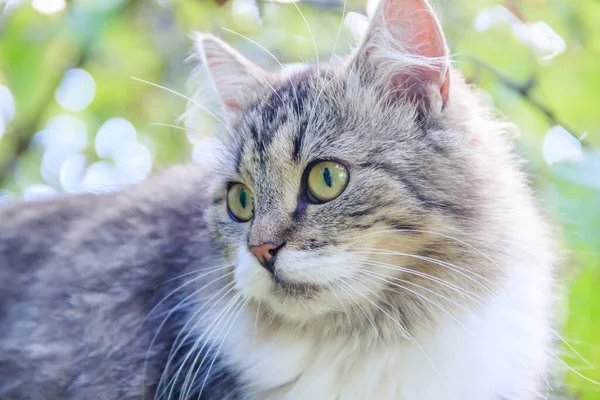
(193, 0), (513, 333)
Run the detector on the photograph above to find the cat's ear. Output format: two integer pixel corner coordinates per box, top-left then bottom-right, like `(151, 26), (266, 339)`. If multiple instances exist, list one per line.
(193, 34), (268, 121)
(350, 0), (450, 111)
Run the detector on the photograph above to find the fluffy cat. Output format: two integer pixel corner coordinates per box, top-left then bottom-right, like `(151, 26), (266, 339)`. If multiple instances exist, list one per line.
(0, 0), (556, 399)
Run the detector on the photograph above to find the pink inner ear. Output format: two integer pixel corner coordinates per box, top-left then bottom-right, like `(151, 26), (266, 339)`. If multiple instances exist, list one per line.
(383, 0), (450, 104)
(384, 0), (447, 60)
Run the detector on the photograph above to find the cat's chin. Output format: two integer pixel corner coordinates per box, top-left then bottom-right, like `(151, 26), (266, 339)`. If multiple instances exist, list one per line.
(232, 247), (340, 322)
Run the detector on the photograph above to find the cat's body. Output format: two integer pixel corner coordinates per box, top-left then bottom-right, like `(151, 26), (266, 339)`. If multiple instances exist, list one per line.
(0, 0), (556, 398)
(0, 167), (246, 399)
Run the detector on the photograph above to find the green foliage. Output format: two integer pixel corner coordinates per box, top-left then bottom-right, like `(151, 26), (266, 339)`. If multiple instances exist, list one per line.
(0, 0), (599, 397)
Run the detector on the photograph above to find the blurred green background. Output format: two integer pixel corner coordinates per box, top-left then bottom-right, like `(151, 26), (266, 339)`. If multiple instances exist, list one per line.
(0, 0), (598, 397)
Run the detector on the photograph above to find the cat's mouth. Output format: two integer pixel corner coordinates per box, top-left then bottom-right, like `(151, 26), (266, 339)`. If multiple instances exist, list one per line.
(271, 273), (320, 299)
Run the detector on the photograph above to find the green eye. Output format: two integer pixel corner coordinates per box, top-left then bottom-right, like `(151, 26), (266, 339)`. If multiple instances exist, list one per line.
(227, 183), (254, 222)
(307, 161), (349, 203)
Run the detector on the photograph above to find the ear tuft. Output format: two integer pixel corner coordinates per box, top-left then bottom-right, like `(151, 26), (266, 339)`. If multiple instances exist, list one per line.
(192, 33), (267, 120)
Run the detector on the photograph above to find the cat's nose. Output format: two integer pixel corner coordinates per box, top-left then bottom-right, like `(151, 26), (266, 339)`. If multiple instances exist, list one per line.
(250, 243), (283, 273)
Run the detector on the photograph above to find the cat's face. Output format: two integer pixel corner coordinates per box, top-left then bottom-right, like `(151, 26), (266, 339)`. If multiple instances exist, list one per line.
(197, 0), (500, 328)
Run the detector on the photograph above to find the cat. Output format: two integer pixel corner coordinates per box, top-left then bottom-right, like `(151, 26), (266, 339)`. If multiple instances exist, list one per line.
(0, 0), (557, 398)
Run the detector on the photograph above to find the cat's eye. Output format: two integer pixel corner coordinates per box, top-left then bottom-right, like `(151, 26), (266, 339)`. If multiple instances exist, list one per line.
(306, 161), (349, 203)
(227, 183), (254, 222)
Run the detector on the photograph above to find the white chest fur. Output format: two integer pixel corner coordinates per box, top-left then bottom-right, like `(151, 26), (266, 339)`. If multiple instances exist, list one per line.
(218, 267), (552, 400)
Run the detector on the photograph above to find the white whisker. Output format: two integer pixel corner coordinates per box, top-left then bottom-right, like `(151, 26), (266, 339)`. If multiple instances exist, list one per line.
(197, 297), (250, 398)
(341, 277), (460, 400)
(144, 269), (234, 397)
(290, 1), (319, 77)
(334, 280), (382, 342)
(550, 328), (596, 370)
(155, 283), (236, 399)
(549, 351), (600, 386)
(354, 258), (489, 306)
(179, 293), (244, 399)
(329, 0), (347, 63)
(131, 76), (234, 138)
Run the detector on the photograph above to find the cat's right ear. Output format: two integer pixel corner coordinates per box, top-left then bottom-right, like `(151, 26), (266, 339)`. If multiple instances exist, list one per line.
(349, 0), (450, 113)
(193, 34), (268, 123)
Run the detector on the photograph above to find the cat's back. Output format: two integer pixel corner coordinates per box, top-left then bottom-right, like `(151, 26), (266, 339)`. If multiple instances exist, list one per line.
(0, 166), (215, 399)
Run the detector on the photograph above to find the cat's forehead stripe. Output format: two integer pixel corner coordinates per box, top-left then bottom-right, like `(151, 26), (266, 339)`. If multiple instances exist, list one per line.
(236, 72), (313, 171)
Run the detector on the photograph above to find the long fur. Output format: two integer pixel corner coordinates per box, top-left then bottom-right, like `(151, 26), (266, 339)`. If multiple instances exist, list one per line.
(0, 0), (556, 399)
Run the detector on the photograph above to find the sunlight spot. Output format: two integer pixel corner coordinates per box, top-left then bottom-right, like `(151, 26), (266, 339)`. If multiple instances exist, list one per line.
(43, 114), (88, 152)
(95, 118), (137, 159)
(31, 0), (66, 14)
(37, 115), (88, 187)
(22, 184), (58, 200)
(0, 85), (16, 123)
(0, 85), (16, 139)
(59, 153), (87, 193)
(232, 0), (262, 27)
(55, 69), (96, 112)
(473, 5), (566, 61)
(553, 148), (600, 190)
(542, 126), (583, 166)
(0, 190), (16, 206)
(0, 116), (5, 140)
(113, 141), (153, 185)
(80, 161), (123, 194)
(530, 22), (566, 61)
(344, 12), (369, 42)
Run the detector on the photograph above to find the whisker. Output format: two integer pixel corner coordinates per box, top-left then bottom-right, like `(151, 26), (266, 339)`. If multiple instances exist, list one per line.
(305, 70), (344, 142)
(149, 122), (187, 131)
(144, 270), (234, 397)
(131, 77), (234, 138)
(329, 0), (347, 63)
(155, 283), (236, 399)
(327, 281), (352, 327)
(352, 249), (497, 294)
(351, 228), (503, 276)
(179, 293), (244, 399)
(340, 278), (460, 400)
(334, 280), (382, 343)
(165, 291), (241, 400)
(290, 1), (320, 76)
(549, 351), (600, 386)
(354, 265), (470, 313)
(197, 297), (250, 398)
(158, 263), (233, 287)
(253, 300), (261, 345)
(220, 27), (301, 119)
(550, 328), (596, 370)
(354, 258), (489, 306)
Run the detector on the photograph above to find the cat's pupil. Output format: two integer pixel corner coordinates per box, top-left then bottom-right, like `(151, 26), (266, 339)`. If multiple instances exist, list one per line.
(240, 189), (247, 208)
(322, 167), (332, 187)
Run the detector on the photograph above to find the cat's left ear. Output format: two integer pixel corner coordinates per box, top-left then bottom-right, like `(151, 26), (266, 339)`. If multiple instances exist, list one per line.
(350, 0), (450, 112)
(193, 33), (268, 122)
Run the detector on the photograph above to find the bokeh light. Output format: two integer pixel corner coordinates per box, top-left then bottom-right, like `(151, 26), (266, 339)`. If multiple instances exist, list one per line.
(21, 183), (58, 200)
(542, 126), (583, 166)
(0, 85), (16, 139)
(95, 118), (137, 159)
(31, 0), (66, 15)
(34, 115), (88, 187)
(59, 154), (87, 193)
(473, 5), (566, 61)
(55, 69), (96, 112)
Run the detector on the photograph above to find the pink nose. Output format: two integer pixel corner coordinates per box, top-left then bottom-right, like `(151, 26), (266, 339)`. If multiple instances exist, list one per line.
(250, 243), (282, 273)
(250, 243), (277, 264)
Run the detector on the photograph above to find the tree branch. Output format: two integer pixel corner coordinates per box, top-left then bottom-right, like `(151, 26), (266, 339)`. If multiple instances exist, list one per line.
(0, 0), (142, 189)
(469, 57), (585, 145)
